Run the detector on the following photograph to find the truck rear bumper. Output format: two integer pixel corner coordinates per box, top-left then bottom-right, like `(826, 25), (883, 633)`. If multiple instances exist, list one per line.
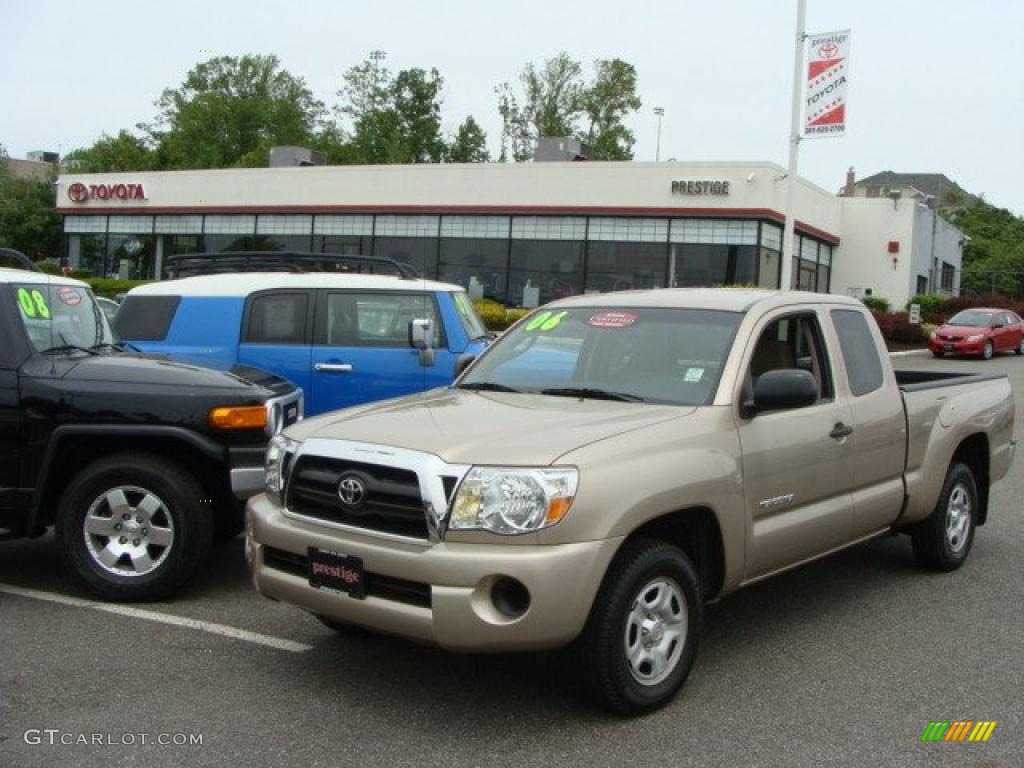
(246, 494), (622, 652)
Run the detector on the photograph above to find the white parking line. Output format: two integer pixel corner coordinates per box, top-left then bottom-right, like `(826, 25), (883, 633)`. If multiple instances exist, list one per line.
(0, 583), (312, 653)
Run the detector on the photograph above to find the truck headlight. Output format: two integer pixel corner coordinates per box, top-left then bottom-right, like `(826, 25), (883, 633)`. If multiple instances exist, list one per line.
(967, 334), (985, 343)
(265, 434), (299, 504)
(448, 467), (578, 535)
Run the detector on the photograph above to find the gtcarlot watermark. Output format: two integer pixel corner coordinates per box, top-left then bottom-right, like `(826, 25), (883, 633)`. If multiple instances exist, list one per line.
(23, 729), (203, 746)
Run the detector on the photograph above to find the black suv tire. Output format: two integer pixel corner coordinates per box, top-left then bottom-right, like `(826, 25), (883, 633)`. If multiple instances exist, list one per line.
(56, 454), (213, 601)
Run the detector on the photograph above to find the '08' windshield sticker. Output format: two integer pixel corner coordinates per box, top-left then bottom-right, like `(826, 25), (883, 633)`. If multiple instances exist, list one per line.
(587, 311), (638, 329)
(17, 288), (51, 319)
(525, 310), (568, 332)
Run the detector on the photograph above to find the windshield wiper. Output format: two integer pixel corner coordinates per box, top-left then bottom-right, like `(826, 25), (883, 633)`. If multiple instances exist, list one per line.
(541, 387), (645, 403)
(91, 342), (143, 353)
(44, 344), (100, 356)
(457, 381), (522, 393)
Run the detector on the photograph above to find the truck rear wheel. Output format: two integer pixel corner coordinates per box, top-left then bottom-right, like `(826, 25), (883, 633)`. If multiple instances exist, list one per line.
(911, 461), (977, 572)
(56, 454), (213, 601)
(578, 538), (702, 715)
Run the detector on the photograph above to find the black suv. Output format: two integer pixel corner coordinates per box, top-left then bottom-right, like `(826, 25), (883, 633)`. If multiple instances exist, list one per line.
(0, 263), (301, 600)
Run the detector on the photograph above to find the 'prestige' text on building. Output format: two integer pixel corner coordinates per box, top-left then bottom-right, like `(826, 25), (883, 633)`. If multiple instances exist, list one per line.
(671, 180), (730, 196)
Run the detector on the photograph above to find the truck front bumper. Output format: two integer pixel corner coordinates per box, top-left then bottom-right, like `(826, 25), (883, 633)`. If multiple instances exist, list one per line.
(246, 493), (623, 652)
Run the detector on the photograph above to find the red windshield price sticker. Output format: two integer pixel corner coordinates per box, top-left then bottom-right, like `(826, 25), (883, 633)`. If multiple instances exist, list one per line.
(58, 287), (82, 306)
(587, 311), (638, 329)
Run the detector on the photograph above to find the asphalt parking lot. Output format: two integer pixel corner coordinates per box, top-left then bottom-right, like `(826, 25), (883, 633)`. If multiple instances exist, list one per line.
(1, 351), (1022, 768)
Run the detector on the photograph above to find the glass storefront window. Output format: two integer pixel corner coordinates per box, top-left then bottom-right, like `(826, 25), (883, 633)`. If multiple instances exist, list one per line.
(317, 235), (368, 255)
(438, 238), (509, 301)
(372, 236), (439, 278)
(508, 240), (584, 305)
(107, 234), (155, 279)
(585, 242), (667, 293)
(673, 244), (757, 287)
(758, 248), (779, 288)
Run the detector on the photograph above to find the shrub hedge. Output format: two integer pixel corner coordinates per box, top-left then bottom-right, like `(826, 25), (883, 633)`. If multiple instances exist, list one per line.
(473, 299), (530, 331)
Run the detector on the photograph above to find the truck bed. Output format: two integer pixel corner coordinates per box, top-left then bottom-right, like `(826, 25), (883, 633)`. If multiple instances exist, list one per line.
(896, 368), (1014, 524)
(895, 369), (1007, 391)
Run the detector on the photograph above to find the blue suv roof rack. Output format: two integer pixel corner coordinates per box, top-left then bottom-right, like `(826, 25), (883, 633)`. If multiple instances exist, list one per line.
(164, 251), (420, 280)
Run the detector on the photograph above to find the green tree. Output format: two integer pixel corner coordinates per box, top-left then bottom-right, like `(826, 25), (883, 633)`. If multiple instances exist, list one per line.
(447, 116), (489, 162)
(64, 130), (154, 172)
(0, 161), (62, 260)
(147, 54), (326, 169)
(952, 201), (1024, 297)
(496, 53), (641, 161)
(582, 59), (641, 160)
(335, 55), (448, 164)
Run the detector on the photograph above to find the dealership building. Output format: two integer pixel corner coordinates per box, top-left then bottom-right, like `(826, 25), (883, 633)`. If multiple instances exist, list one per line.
(54, 160), (963, 308)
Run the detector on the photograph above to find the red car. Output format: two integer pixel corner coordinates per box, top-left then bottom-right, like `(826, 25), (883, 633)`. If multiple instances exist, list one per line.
(929, 308), (1024, 359)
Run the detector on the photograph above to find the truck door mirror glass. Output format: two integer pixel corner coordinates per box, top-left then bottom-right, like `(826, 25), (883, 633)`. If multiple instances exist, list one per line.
(409, 318), (434, 350)
(747, 369), (818, 416)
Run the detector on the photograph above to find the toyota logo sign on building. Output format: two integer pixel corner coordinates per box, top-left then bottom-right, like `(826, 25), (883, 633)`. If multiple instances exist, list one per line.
(65, 182), (148, 203)
(67, 183), (89, 203)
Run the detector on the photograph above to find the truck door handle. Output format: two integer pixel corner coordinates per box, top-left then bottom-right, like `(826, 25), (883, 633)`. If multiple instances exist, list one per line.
(314, 363), (353, 373)
(829, 422), (854, 440)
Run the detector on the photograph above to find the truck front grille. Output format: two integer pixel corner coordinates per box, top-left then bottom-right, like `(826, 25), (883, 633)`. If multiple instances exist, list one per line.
(286, 455), (429, 540)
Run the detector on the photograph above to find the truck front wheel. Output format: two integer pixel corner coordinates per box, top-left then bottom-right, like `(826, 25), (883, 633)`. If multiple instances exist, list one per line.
(56, 454), (214, 601)
(578, 539), (702, 714)
(911, 461), (977, 571)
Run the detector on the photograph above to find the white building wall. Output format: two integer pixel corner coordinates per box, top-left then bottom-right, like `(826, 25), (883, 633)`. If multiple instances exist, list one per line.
(833, 198), (916, 307)
(55, 161), (842, 239)
(834, 198), (964, 308)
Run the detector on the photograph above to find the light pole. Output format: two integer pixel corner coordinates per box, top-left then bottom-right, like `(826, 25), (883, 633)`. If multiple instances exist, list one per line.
(654, 107), (665, 161)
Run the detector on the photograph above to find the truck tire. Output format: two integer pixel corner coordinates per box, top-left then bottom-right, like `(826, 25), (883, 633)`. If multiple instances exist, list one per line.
(578, 538), (702, 715)
(214, 503), (246, 542)
(56, 454), (214, 601)
(911, 461), (977, 572)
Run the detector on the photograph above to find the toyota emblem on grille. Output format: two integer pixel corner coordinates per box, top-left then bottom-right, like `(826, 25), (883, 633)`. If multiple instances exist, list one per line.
(337, 474), (367, 509)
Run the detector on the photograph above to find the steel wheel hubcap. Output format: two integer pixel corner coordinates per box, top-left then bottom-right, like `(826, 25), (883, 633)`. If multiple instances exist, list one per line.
(83, 486), (174, 576)
(624, 578), (687, 686)
(945, 483), (971, 554)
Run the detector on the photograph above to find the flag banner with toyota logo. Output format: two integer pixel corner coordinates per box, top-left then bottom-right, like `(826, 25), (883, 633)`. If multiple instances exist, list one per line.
(804, 30), (851, 138)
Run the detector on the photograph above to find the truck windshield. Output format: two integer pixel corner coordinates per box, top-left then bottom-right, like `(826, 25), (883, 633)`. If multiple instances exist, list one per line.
(948, 311), (993, 327)
(458, 306), (742, 406)
(13, 281), (115, 353)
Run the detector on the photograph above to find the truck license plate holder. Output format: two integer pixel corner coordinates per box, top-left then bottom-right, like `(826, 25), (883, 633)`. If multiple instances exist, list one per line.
(308, 548), (366, 599)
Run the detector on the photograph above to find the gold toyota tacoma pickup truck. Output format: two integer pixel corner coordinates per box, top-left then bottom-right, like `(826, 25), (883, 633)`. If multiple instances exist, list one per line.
(246, 289), (1016, 713)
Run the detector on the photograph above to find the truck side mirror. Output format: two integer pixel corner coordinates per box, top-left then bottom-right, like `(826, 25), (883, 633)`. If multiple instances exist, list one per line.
(409, 318), (434, 350)
(742, 369), (818, 418)
(409, 318), (436, 368)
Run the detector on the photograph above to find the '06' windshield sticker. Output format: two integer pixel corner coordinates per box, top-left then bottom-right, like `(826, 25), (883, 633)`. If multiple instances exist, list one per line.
(525, 310), (568, 332)
(17, 288), (51, 319)
(587, 311), (638, 329)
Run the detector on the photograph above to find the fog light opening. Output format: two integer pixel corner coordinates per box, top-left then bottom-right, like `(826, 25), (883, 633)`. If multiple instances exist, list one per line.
(491, 577), (531, 618)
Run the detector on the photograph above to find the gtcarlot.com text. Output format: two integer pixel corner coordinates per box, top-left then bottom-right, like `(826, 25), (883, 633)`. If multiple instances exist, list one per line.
(23, 729), (203, 747)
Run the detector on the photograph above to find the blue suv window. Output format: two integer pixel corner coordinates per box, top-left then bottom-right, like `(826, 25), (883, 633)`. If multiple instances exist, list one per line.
(244, 293), (309, 345)
(114, 296), (181, 341)
(321, 292), (444, 347)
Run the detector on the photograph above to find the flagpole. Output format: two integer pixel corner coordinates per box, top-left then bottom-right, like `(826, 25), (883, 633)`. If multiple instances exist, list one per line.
(780, 0), (806, 291)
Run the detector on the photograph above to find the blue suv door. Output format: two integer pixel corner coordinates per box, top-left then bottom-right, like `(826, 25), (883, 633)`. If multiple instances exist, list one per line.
(309, 290), (455, 415)
(236, 290), (314, 397)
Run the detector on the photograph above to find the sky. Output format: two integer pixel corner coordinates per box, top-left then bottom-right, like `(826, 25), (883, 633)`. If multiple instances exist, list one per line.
(3, 0), (1023, 214)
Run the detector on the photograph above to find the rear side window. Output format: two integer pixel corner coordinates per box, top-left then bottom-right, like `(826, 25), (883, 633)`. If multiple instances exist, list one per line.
(114, 296), (181, 341)
(831, 309), (884, 396)
(244, 292), (309, 344)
